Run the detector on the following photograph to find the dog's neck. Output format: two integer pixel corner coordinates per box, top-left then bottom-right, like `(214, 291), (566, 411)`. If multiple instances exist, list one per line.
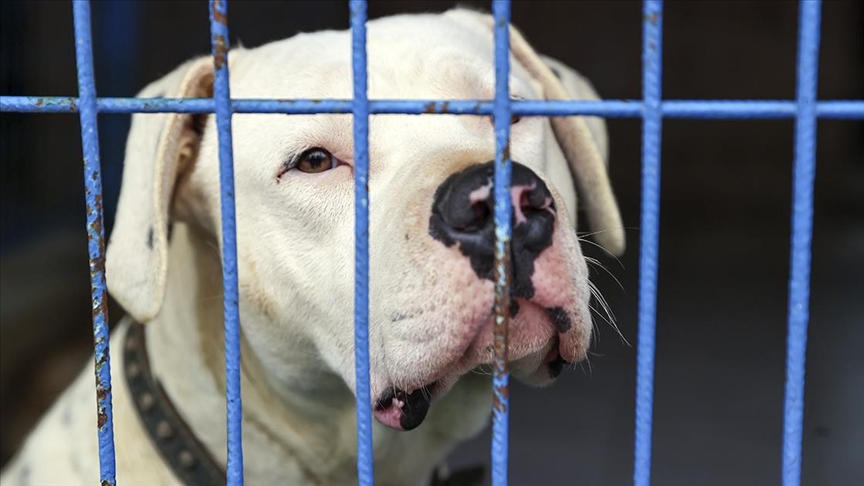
(144, 223), (361, 484)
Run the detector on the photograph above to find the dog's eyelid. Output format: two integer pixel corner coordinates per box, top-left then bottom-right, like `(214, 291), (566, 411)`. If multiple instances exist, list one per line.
(277, 153), (301, 177)
(279, 147), (343, 177)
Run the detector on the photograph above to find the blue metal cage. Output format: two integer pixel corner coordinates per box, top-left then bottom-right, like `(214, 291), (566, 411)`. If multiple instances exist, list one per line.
(1, 0), (863, 485)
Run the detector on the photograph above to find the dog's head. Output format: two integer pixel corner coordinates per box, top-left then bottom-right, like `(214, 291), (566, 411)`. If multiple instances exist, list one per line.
(106, 9), (624, 431)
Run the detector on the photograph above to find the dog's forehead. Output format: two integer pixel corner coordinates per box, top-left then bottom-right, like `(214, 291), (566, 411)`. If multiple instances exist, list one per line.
(223, 12), (542, 173)
(231, 12), (534, 101)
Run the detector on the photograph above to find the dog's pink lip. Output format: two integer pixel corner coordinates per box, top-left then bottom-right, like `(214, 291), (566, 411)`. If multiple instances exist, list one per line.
(372, 381), (439, 431)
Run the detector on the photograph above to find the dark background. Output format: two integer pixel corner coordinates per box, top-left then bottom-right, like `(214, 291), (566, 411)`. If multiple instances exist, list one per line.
(1, 1), (862, 485)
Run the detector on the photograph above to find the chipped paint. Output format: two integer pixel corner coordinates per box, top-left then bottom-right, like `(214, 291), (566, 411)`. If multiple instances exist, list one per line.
(208, 1), (244, 484)
(491, 3), (512, 486)
(212, 0), (227, 25)
(213, 34), (228, 69)
(491, 234), (511, 416)
(2, 96), (861, 119)
(72, 1), (116, 484)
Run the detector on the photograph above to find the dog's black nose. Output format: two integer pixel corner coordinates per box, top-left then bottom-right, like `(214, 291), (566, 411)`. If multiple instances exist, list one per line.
(429, 161), (557, 298)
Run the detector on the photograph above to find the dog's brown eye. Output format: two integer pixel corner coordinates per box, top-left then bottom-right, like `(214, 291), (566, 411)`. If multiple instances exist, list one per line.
(296, 148), (336, 173)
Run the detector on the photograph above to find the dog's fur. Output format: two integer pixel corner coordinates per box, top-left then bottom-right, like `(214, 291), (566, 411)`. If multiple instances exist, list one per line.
(1, 9), (624, 486)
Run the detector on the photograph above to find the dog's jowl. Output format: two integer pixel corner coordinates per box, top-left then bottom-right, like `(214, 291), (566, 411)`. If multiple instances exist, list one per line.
(1, 8), (624, 486)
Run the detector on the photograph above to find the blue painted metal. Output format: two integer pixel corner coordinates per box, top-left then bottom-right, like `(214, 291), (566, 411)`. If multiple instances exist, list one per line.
(635, 1), (663, 486)
(5, 96), (864, 119)
(783, 1), (822, 485)
(208, 0), (244, 484)
(349, 1), (375, 485)
(491, 2), (513, 486)
(3, 0), (863, 484)
(71, 1), (116, 484)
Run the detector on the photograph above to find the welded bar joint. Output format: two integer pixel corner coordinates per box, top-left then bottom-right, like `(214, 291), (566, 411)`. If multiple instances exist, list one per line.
(71, 1), (117, 485)
(782, 1), (822, 485)
(208, 0), (245, 484)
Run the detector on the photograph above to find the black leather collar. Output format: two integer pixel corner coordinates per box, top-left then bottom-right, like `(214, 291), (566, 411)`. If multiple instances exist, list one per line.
(123, 319), (485, 486)
(124, 320), (226, 485)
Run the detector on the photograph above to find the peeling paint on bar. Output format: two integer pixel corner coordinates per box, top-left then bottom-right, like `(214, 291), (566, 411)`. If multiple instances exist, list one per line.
(3, 96), (864, 119)
(71, 1), (116, 484)
(491, 2), (512, 486)
(208, 0), (244, 485)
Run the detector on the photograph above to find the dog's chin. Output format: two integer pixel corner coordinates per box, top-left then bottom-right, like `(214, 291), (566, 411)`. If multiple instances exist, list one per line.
(371, 302), (579, 432)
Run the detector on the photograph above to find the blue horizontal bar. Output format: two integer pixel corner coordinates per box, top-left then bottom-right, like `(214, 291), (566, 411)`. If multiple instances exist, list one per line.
(2, 96), (863, 119)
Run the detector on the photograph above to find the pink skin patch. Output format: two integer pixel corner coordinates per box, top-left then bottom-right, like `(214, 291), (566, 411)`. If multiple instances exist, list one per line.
(468, 180), (557, 225)
(468, 182), (491, 204)
(529, 226), (591, 363)
(374, 398), (405, 430)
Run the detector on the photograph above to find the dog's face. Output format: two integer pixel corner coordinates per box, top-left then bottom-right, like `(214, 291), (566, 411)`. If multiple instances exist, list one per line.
(106, 9), (624, 432)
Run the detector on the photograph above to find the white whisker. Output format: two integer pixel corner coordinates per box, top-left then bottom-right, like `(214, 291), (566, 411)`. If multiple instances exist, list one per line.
(588, 279), (631, 347)
(585, 256), (626, 293)
(576, 234), (626, 269)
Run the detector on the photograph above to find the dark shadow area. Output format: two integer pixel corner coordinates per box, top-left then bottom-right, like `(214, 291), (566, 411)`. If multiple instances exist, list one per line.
(1, 1), (862, 485)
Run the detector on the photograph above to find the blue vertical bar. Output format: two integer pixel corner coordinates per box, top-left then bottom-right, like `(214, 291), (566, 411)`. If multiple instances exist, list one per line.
(635, 1), (663, 486)
(209, 1), (244, 484)
(71, 1), (116, 484)
(491, 2), (513, 486)
(349, 1), (374, 485)
(782, 1), (821, 485)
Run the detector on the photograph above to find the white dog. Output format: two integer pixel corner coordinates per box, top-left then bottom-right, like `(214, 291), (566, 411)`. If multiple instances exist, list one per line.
(1, 8), (624, 486)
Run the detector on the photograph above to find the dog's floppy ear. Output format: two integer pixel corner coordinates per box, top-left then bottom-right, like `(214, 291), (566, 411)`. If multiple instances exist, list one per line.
(106, 57), (213, 323)
(444, 8), (626, 256)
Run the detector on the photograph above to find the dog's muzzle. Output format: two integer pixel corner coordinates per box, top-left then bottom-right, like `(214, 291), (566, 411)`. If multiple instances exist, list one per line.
(367, 162), (563, 432)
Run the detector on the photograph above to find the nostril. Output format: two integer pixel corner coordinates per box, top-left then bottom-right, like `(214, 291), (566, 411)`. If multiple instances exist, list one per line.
(519, 191), (532, 214)
(513, 183), (556, 225)
(469, 201), (491, 229)
(442, 199), (491, 232)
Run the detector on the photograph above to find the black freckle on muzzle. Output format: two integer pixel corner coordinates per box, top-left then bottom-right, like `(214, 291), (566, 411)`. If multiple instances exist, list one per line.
(428, 161), (556, 298)
(545, 307), (572, 333)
